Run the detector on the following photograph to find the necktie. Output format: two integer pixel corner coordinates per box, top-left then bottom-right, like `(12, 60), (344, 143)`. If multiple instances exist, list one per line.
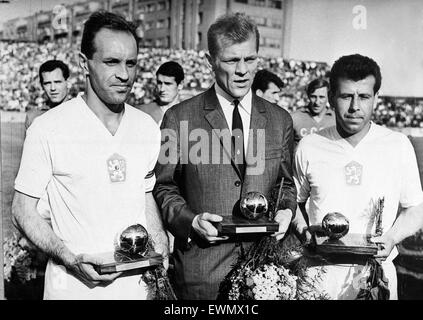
(232, 99), (245, 177)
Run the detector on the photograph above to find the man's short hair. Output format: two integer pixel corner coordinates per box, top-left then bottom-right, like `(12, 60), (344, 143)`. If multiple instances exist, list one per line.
(306, 78), (329, 97)
(252, 69), (283, 93)
(81, 10), (139, 59)
(329, 54), (382, 95)
(207, 12), (259, 59)
(39, 60), (70, 84)
(156, 61), (185, 85)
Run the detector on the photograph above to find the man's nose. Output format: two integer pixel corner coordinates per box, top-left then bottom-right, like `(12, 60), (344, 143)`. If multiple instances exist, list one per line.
(235, 59), (248, 75)
(274, 94), (280, 103)
(349, 95), (360, 112)
(116, 64), (129, 81)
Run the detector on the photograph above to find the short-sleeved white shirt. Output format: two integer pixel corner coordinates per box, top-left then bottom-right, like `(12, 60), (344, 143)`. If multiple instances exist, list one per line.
(294, 123), (423, 299)
(15, 95), (161, 299)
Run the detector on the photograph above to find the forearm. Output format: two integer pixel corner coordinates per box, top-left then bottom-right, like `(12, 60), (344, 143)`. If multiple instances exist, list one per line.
(279, 118), (297, 214)
(154, 110), (197, 241)
(291, 202), (310, 243)
(145, 192), (169, 256)
(385, 202), (423, 244)
(153, 168), (196, 241)
(12, 192), (76, 268)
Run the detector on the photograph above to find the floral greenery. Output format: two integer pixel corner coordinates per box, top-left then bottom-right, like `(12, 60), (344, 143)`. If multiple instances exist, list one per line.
(356, 258), (390, 300)
(142, 265), (177, 300)
(217, 236), (330, 300)
(140, 238), (177, 300)
(3, 233), (47, 284)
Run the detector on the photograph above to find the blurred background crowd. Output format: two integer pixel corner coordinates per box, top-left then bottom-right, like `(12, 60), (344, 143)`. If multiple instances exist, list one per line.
(1, 39), (423, 128)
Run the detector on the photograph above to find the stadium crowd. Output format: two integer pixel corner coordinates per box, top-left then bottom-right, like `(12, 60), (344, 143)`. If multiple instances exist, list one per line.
(1, 40), (422, 127)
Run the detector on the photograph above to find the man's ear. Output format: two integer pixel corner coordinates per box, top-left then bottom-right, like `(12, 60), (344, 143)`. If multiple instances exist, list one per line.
(178, 82), (184, 91)
(79, 52), (89, 76)
(205, 53), (214, 71)
(328, 89), (336, 109)
(256, 89), (264, 98)
(373, 92), (379, 110)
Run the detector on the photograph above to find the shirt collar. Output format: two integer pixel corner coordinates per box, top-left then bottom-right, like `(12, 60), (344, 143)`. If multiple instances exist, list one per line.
(333, 121), (376, 147)
(215, 82), (252, 114)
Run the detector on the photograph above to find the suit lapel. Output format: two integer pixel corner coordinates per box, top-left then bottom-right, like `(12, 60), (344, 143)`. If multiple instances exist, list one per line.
(203, 87), (244, 180)
(242, 95), (267, 193)
(246, 94), (267, 164)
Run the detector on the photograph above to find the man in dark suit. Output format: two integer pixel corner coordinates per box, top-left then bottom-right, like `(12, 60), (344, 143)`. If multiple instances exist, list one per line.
(153, 13), (297, 299)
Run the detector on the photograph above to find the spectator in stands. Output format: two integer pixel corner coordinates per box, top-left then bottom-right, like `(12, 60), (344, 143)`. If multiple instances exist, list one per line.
(2, 41), (422, 128)
(138, 61), (184, 125)
(291, 78), (335, 144)
(251, 69), (284, 104)
(25, 60), (70, 130)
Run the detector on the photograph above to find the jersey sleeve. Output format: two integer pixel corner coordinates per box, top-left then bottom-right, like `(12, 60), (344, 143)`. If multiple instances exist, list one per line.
(399, 136), (423, 208)
(293, 138), (311, 203)
(144, 122), (161, 192)
(14, 121), (53, 198)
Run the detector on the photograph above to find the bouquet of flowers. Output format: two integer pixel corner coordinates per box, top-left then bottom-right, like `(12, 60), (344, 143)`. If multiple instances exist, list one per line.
(218, 180), (329, 300)
(218, 236), (329, 300)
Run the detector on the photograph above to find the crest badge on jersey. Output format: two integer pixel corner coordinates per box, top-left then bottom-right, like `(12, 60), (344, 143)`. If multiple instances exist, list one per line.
(344, 160), (363, 185)
(107, 153), (126, 183)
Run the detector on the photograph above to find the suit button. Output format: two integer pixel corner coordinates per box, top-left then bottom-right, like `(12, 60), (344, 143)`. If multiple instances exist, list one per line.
(234, 181), (241, 187)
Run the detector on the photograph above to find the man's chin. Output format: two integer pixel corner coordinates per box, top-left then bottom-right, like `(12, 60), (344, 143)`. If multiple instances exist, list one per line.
(114, 92), (130, 102)
(229, 87), (250, 99)
(310, 107), (324, 115)
(103, 95), (128, 108)
(158, 98), (171, 105)
(49, 98), (66, 106)
(340, 124), (364, 136)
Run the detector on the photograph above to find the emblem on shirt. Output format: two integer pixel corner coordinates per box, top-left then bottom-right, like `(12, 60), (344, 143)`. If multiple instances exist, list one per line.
(344, 161), (363, 185)
(107, 153), (126, 183)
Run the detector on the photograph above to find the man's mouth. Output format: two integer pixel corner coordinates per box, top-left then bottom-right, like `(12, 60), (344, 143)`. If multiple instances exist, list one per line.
(112, 85), (130, 92)
(234, 79), (249, 87)
(345, 115), (363, 121)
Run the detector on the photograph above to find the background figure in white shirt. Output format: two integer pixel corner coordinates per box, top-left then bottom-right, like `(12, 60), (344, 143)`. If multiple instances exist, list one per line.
(138, 61), (184, 125)
(12, 10), (168, 299)
(293, 54), (423, 299)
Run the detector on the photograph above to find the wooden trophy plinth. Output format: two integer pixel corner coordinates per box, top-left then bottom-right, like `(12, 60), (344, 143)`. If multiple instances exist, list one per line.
(313, 232), (379, 256)
(94, 251), (163, 274)
(215, 215), (279, 236)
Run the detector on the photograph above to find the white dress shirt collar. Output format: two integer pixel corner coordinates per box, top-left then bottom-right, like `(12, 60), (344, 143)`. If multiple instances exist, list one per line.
(214, 82), (252, 150)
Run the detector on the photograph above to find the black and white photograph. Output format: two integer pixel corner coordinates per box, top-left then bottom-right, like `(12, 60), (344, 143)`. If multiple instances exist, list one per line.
(1, 0), (423, 306)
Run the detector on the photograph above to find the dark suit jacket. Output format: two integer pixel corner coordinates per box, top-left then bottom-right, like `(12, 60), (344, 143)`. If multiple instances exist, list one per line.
(153, 86), (296, 299)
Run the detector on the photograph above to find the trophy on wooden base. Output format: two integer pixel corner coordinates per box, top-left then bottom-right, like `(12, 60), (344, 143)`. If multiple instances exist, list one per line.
(215, 186), (283, 236)
(95, 224), (163, 274)
(311, 212), (379, 256)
